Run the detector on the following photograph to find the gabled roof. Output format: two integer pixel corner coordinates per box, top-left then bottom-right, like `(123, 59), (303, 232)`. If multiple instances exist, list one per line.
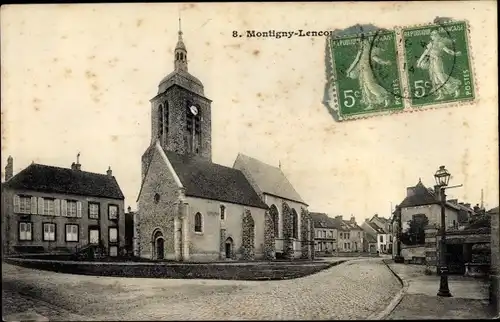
(399, 180), (460, 211)
(366, 221), (387, 234)
(233, 153), (306, 205)
(164, 149), (268, 209)
(342, 220), (363, 231)
(310, 212), (342, 229)
(2, 163), (124, 200)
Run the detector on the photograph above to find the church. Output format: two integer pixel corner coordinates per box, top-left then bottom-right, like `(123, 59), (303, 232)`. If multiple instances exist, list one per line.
(135, 23), (314, 262)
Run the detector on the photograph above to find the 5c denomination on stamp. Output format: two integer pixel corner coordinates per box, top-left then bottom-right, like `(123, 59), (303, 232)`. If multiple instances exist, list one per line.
(327, 30), (404, 119)
(402, 21), (474, 107)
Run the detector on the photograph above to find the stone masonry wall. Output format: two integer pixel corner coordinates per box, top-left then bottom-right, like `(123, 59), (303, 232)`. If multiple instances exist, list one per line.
(263, 210), (276, 260)
(241, 210), (255, 260)
(282, 201), (294, 259)
(137, 146), (179, 259)
(151, 86), (212, 161)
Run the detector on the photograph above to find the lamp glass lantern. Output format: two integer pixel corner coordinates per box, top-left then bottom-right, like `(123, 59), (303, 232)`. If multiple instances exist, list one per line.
(434, 165), (451, 187)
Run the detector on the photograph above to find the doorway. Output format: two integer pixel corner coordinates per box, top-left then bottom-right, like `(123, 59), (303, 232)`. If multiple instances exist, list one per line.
(156, 238), (164, 260)
(153, 229), (164, 260)
(225, 237), (233, 259)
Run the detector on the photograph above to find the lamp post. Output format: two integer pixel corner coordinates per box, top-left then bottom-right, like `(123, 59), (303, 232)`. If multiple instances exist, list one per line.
(394, 205), (404, 263)
(434, 165), (452, 297)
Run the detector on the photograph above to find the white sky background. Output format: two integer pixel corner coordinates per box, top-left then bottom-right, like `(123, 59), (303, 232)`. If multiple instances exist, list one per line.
(1, 2), (498, 222)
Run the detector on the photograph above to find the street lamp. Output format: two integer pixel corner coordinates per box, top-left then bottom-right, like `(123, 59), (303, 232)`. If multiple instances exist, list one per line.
(434, 165), (452, 297)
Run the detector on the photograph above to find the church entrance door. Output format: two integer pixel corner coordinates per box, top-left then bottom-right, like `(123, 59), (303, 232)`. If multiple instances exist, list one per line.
(156, 238), (164, 260)
(225, 237), (233, 259)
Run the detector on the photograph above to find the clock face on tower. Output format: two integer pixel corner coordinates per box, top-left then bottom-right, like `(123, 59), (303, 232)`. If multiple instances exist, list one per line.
(189, 105), (199, 116)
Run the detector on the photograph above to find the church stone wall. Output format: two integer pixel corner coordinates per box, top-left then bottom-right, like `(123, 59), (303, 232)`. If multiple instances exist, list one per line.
(264, 194), (305, 258)
(152, 86), (212, 161)
(186, 196), (266, 261)
(137, 147), (179, 260)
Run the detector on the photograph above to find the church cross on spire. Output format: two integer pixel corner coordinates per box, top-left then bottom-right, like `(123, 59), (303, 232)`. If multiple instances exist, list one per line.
(174, 11), (188, 72)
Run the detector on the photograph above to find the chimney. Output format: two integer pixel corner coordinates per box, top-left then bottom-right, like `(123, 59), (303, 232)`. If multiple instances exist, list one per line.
(365, 218), (370, 222)
(406, 187), (415, 197)
(5, 156), (13, 181)
(107, 166), (113, 177)
(71, 162), (77, 170)
(350, 215), (356, 224)
(465, 203), (471, 209)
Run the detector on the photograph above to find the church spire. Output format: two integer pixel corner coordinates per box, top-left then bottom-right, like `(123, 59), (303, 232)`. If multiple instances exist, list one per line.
(174, 13), (188, 72)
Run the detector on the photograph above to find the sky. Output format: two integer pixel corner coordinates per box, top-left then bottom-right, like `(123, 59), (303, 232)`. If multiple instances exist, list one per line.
(1, 2), (498, 223)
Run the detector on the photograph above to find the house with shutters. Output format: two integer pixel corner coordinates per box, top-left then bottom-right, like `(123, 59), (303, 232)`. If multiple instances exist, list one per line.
(1, 155), (125, 256)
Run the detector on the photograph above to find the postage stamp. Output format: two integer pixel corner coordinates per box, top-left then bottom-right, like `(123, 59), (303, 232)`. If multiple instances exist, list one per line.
(326, 29), (404, 120)
(401, 21), (475, 107)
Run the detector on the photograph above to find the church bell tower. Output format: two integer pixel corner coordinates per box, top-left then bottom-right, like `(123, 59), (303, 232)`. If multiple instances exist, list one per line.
(148, 18), (212, 162)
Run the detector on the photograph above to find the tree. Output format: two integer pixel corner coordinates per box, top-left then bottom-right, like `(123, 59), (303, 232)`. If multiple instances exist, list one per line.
(399, 214), (429, 246)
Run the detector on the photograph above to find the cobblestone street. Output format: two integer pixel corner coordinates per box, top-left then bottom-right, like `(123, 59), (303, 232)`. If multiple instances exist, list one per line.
(2, 258), (401, 321)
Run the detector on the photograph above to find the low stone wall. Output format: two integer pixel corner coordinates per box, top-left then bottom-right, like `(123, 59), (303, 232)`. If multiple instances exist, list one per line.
(401, 245), (426, 264)
(4, 258), (347, 281)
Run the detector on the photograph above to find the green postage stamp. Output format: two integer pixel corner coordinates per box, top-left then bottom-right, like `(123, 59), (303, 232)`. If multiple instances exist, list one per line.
(327, 30), (404, 119)
(402, 21), (474, 107)
(324, 20), (475, 121)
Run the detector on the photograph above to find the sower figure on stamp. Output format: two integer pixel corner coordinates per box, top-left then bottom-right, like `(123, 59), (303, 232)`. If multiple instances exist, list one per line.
(416, 30), (462, 101)
(347, 38), (391, 110)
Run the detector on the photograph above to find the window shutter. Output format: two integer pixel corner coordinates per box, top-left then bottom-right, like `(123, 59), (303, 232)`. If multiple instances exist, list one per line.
(27, 223), (32, 240)
(61, 200), (68, 217)
(76, 201), (82, 218)
(13, 195), (20, 213)
(54, 199), (61, 216)
(38, 197), (45, 215)
(31, 197), (38, 214)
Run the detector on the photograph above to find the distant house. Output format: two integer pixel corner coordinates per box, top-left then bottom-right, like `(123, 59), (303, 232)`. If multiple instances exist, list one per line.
(337, 215), (364, 252)
(361, 218), (390, 253)
(396, 179), (461, 263)
(1, 156), (125, 257)
(310, 212), (339, 255)
(363, 233), (377, 253)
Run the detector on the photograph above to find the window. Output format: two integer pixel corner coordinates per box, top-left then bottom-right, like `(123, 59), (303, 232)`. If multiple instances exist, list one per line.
(43, 198), (55, 216)
(65, 224), (79, 242)
(164, 102), (169, 135)
(109, 227), (118, 243)
(379, 235), (384, 242)
(358, 232), (361, 238)
(67, 200), (77, 217)
(220, 205), (226, 220)
(158, 104), (164, 137)
(186, 104), (201, 154)
(43, 223), (56, 241)
(108, 205), (118, 220)
(19, 196), (32, 214)
(194, 212), (203, 232)
(89, 203), (100, 219)
(292, 211), (298, 239)
(19, 222), (32, 241)
(89, 228), (100, 244)
(154, 193), (160, 204)
(389, 235), (393, 242)
(109, 246), (118, 257)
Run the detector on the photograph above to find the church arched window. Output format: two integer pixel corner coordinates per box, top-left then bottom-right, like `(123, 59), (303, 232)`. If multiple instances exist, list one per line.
(158, 104), (164, 138)
(292, 209), (298, 239)
(194, 212), (203, 232)
(186, 104), (201, 154)
(164, 102), (169, 135)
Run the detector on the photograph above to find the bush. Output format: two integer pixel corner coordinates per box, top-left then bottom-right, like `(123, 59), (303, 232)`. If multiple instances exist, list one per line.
(424, 267), (433, 275)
